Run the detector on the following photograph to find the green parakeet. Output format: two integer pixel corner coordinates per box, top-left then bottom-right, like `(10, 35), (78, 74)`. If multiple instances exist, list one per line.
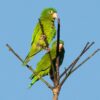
(29, 40), (65, 88)
(23, 8), (58, 66)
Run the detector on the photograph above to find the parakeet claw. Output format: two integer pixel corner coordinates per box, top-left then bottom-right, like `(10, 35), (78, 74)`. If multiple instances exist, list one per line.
(37, 43), (50, 52)
(37, 43), (46, 49)
(40, 35), (46, 40)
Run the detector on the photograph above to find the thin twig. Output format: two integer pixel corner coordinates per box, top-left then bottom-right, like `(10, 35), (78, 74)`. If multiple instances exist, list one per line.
(69, 42), (95, 72)
(71, 49), (100, 73)
(60, 42), (95, 79)
(60, 48), (100, 87)
(6, 44), (53, 90)
(84, 42), (95, 52)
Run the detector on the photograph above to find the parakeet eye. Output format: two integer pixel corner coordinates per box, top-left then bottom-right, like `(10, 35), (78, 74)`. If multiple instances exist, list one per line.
(48, 10), (53, 14)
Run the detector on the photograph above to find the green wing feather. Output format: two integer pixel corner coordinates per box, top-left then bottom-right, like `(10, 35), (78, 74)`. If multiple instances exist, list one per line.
(36, 48), (56, 71)
(31, 23), (40, 45)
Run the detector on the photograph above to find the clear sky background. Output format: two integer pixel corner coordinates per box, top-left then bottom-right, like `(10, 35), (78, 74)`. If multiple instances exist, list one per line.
(0, 0), (100, 100)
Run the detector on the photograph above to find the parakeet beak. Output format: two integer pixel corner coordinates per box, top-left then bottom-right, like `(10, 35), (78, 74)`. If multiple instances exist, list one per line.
(59, 44), (63, 52)
(52, 13), (58, 19)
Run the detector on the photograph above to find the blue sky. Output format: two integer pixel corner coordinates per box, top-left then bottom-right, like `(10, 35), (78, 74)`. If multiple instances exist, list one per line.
(0, 0), (100, 100)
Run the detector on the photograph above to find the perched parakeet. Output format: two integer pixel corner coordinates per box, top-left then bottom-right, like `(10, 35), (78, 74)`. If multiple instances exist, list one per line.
(29, 40), (65, 88)
(23, 8), (58, 65)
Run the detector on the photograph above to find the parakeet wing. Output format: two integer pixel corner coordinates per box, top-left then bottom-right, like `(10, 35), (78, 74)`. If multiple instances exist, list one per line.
(35, 49), (56, 72)
(31, 23), (40, 45)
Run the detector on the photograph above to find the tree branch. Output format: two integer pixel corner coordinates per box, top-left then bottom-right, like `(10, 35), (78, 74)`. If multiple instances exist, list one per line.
(71, 49), (100, 73)
(6, 44), (53, 90)
(60, 48), (100, 87)
(60, 42), (95, 79)
(69, 42), (95, 72)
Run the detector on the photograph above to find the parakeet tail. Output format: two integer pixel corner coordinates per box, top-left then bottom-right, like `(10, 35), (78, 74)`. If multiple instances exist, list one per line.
(28, 76), (39, 88)
(29, 74), (35, 80)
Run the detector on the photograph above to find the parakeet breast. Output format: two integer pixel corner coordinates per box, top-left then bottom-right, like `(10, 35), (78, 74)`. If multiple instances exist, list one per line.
(41, 19), (56, 43)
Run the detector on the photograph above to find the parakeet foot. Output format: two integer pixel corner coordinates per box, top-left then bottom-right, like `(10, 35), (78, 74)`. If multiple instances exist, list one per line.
(37, 43), (45, 49)
(40, 35), (46, 40)
(36, 43), (50, 52)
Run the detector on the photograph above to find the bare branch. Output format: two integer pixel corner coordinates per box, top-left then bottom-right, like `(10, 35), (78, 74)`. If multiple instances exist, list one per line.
(84, 42), (95, 52)
(60, 48), (100, 87)
(6, 44), (53, 90)
(60, 71), (70, 87)
(71, 49), (100, 73)
(60, 42), (95, 79)
(69, 42), (95, 72)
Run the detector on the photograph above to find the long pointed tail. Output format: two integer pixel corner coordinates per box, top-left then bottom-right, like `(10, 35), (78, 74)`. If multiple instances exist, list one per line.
(28, 76), (39, 88)
(29, 74), (34, 80)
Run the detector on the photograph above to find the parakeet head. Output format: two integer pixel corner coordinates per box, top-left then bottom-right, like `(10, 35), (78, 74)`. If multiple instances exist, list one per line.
(40, 8), (58, 20)
(52, 40), (64, 52)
